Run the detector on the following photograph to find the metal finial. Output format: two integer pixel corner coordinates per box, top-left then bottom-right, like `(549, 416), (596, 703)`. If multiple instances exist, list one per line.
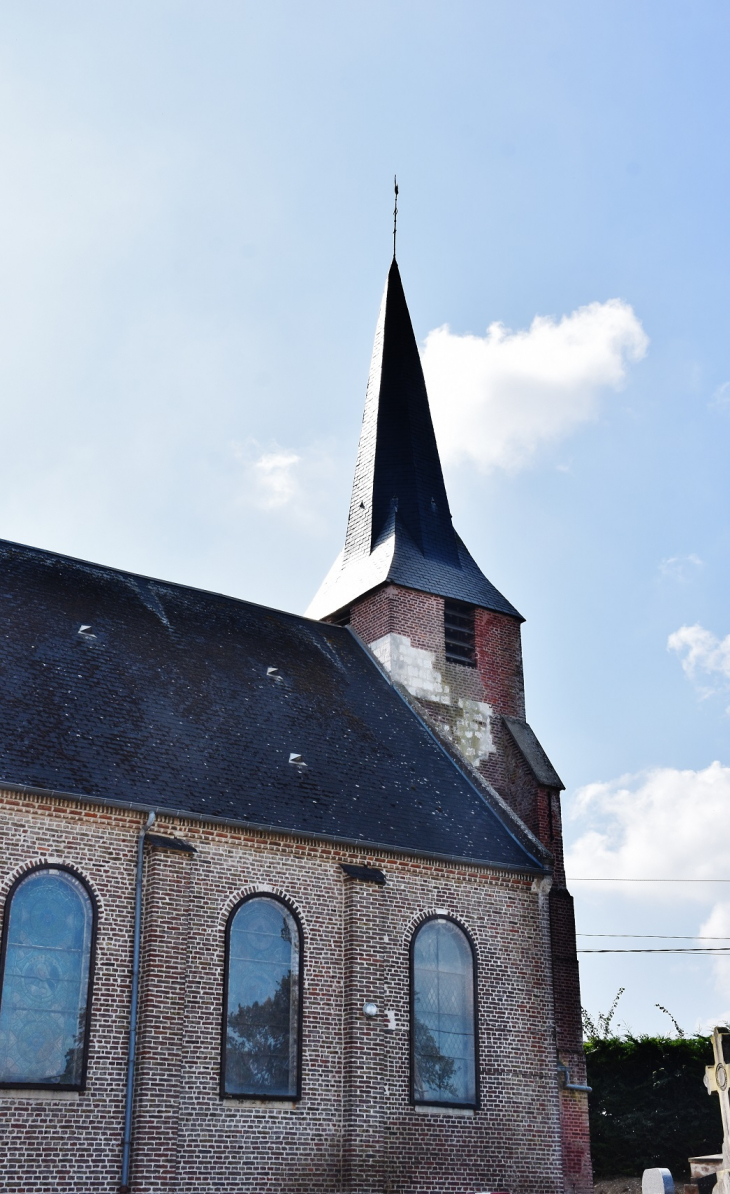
(393, 175), (399, 259)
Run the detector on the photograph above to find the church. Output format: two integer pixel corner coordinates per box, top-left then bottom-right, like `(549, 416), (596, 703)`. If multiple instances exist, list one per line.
(0, 252), (592, 1193)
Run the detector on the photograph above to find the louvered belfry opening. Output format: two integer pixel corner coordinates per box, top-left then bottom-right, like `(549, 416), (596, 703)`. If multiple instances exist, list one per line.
(444, 600), (476, 667)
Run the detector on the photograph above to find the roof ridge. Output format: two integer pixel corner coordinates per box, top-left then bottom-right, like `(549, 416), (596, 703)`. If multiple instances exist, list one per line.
(0, 535), (337, 630)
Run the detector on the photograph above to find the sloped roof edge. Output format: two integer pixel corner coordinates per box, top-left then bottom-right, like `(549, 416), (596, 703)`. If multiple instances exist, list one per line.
(0, 534), (320, 628)
(306, 521), (523, 622)
(347, 627), (549, 871)
(503, 716), (565, 790)
(0, 778), (544, 876)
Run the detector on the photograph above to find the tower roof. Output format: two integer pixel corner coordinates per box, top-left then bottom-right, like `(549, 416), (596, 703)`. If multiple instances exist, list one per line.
(307, 259), (522, 621)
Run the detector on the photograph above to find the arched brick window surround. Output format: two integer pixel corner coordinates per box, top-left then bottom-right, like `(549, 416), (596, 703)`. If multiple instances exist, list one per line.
(0, 863), (98, 1091)
(220, 891), (304, 1102)
(409, 913), (480, 1110)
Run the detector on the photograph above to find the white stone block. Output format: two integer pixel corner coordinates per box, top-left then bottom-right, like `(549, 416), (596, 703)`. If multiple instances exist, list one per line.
(369, 633), (451, 704)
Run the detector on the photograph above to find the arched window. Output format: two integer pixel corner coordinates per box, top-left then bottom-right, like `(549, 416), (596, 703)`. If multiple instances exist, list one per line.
(411, 916), (478, 1108)
(222, 895), (302, 1100)
(0, 867), (96, 1089)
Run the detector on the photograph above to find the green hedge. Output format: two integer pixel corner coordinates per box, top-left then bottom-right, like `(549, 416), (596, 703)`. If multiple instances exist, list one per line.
(585, 1036), (723, 1178)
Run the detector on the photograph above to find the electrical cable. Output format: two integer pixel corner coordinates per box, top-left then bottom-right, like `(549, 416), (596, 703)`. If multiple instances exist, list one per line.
(578, 947), (730, 954)
(577, 933), (730, 940)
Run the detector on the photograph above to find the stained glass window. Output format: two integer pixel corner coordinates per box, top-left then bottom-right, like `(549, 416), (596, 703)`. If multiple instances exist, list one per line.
(0, 868), (95, 1088)
(412, 917), (477, 1107)
(223, 896), (301, 1098)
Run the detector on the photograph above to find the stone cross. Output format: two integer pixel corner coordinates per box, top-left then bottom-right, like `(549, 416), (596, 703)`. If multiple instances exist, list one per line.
(704, 1027), (730, 1194)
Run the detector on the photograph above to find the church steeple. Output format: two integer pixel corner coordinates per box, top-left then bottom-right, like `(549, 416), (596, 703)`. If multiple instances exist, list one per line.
(307, 258), (521, 622)
(344, 259), (460, 569)
(306, 245), (587, 1194)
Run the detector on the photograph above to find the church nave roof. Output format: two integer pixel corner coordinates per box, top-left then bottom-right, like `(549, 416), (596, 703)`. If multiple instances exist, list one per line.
(0, 537), (540, 873)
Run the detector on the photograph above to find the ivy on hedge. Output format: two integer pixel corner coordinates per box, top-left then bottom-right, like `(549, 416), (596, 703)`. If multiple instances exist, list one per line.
(585, 1035), (722, 1178)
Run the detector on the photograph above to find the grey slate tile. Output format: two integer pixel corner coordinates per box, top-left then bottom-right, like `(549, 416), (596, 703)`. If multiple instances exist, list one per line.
(0, 539), (540, 872)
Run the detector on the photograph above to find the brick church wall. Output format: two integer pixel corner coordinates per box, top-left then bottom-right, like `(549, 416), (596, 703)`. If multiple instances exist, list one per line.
(0, 795), (135, 1194)
(350, 584), (445, 656)
(0, 786), (564, 1194)
(133, 845), (195, 1193)
(345, 582), (593, 1194)
(473, 609), (525, 720)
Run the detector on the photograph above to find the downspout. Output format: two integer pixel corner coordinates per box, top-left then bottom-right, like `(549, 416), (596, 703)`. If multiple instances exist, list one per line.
(557, 1060), (592, 1093)
(120, 809), (156, 1194)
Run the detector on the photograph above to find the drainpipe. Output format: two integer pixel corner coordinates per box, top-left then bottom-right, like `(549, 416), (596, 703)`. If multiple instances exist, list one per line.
(557, 1060), (592, 1093)
(120, 809), (156, 1194)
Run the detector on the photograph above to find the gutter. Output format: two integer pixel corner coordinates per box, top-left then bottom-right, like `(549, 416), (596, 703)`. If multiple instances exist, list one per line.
(119, 809), (155, 1194)
(0, 777), (543, 879)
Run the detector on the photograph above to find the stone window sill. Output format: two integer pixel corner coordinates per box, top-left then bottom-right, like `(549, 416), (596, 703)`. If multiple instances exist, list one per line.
(221, 1098), (298, 1110)
(413, 1104), (475, 1117)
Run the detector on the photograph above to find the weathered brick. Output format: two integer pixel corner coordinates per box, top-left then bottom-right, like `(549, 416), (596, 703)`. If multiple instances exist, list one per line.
(346, 581), (593, 1193)
(0, 787), (567, 1194)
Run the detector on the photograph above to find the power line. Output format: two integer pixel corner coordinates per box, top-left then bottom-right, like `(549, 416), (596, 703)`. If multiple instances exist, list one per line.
(568, 876), (730, 882)
(577, 933), (730, 940)
(578, 947), (730, 954)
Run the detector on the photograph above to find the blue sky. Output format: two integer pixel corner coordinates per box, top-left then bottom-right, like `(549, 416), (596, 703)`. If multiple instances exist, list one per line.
(2, 1), (730, 1034)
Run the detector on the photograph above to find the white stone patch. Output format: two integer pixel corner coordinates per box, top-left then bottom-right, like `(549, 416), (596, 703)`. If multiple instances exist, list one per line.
(369, 633), (451, 704)
(369, 635), (495, 763)
(453, 698), (495, 764)
(532, 875), (553, 895)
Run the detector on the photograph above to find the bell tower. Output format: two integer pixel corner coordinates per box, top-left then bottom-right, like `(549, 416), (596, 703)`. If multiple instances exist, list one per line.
(307, 252), (593, 1194)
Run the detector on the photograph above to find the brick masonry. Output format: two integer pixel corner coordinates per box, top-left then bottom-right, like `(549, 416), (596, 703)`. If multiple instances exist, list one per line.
(347, 582), (594, 1194)
(0, 787), (564, 1194)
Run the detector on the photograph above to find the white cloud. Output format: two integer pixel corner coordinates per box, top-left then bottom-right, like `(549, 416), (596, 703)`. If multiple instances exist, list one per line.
(659, 554), (703, 581)
(568, 762), (730, 1034)
(667, 624), (730, 695)
(421, 299), (648, 472)
(711, 381), (730, 409)
(231, 440), (337, 526)
(566, 761), (730, 896)
(698, 903), (730, 1027)
(251, 450), (303, 510)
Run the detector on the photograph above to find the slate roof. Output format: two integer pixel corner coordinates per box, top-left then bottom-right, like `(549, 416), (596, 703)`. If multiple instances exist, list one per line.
(503, 716), (565, 790)
(307, 260), (522, 621)
(0, 538), (542, 872)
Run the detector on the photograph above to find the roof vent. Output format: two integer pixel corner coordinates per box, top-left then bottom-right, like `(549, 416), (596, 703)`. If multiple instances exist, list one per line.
(289, 753), (307, 768)
(78, 625), (96, 639)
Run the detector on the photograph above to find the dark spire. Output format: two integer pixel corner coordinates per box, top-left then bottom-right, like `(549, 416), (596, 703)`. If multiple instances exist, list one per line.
(344, 259), (460, 568)
(307, 260), (521, 622)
